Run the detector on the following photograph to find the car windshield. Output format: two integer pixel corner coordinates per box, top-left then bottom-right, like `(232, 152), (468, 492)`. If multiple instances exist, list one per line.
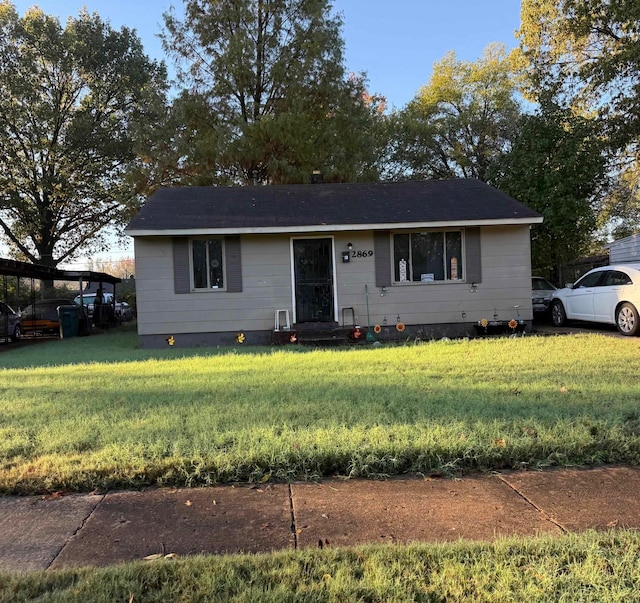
(532, 278), (555, 291)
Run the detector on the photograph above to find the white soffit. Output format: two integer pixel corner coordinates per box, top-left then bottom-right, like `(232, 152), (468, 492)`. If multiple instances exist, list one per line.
(126, 217), (543, 237)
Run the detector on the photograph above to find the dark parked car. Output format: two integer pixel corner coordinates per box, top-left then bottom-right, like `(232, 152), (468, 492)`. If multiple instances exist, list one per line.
(532, 276), (557, 315)
(0, 301), (22, 342)
(21, 299), (76, 334)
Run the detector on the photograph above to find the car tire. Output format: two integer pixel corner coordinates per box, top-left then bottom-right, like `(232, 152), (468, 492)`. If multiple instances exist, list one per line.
(551, 300), (567, 327)
(616, 302), (640, 336)
(10, 324), (21, 342)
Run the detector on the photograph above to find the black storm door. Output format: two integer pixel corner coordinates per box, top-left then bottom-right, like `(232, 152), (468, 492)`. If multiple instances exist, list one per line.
(293, 238), (334, 323)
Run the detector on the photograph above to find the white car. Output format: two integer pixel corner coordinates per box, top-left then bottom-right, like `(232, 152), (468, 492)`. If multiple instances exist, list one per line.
(74, 292), (113, 313)
(550, 263), (640, 336)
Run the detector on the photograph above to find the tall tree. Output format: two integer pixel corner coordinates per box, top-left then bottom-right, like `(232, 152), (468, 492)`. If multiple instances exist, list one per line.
(517, 0), (640, 146)
(492, 100), (607, 277)
(516, 0), (640, 234)
(389, 44), (521, 182)
(0, 2), (167, 268)
(162, 0), (385, 184)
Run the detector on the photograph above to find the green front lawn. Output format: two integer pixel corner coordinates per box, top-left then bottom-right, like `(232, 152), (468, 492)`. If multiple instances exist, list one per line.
(1, 330), (639, 493)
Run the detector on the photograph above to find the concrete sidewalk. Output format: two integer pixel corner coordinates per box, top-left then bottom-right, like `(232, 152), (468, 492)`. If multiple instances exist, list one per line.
(1, 465), (639, 572)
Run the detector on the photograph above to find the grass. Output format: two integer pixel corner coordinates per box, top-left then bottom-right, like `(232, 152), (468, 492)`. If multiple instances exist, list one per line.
(1, 530), (639, 602)
(1, 329), (640, 493)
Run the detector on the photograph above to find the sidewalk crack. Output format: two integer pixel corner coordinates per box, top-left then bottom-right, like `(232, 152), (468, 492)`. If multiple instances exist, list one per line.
(288, 483), (298, 550)
(498, 475), (569, 534)
(47, 492), (107, 570)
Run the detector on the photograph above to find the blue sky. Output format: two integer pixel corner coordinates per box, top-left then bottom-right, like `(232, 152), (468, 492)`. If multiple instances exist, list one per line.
(13, 0), (523, 108)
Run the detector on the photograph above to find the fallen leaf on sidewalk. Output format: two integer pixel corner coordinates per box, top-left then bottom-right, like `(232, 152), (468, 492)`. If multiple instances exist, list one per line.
(42, 491), (68, 500)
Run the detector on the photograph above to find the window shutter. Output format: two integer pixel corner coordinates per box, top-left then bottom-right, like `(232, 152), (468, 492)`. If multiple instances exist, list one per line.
(465, 227), (482, 283)
(374, 231), (392, 287)
(173, 238), (190, 294)
(225, 235), (243, 292)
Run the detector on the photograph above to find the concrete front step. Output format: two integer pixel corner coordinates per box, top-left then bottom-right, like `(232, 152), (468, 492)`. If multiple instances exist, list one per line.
(273, 323), (362, 346)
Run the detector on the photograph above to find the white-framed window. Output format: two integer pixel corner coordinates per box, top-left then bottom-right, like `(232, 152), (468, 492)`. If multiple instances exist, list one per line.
(190, 238), (225, 290)
(393, 230), (464, 283)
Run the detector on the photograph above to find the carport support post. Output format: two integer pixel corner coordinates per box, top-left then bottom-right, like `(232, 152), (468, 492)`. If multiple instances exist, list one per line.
(77, 276), (86, 334)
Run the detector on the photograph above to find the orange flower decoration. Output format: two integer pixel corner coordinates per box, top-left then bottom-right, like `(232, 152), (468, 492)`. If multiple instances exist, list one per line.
(508, 319), (518, 329)
(396, 322), (405, 332)
(480, 318), (488, 328)
(373, 324), (382, 334)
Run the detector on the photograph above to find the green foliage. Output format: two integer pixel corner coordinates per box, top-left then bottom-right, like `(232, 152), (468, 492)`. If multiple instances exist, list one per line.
(493, 100), (607, 275)
(160, 0), (386, 184)
(0, 2), (167, 267)
(389, 44), (521, 182)
(2, 531), (640, 601)
(1, 332), (639, 493)
(517, 0), (640, 235)
(517, 0), (640, 139)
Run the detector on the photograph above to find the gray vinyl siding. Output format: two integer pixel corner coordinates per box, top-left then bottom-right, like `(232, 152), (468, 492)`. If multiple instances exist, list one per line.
(134, 225), (533, 338)
(137, 235), (292, 336)
(607, 233), (640, 264)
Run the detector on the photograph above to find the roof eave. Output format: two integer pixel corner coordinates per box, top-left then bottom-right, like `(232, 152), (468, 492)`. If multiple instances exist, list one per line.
(126, 217), (544, 238)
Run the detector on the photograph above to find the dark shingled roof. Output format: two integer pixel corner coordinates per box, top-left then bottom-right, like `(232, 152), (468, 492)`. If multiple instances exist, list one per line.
(126, 179), (541, 233)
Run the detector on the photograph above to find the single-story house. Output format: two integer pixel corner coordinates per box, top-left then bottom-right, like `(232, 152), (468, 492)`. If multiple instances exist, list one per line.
(605, 232), (640, 264)
(125, 179), (543, 348)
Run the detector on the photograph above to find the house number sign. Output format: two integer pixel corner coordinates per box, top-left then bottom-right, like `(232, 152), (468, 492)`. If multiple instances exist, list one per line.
(350, 249), (373, 258)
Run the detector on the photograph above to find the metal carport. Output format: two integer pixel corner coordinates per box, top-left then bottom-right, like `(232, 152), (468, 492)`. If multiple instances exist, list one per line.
(0, 257), (121, 338)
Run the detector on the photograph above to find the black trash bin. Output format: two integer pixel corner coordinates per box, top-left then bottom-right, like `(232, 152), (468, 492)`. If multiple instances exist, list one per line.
(58, 305), (80, 338)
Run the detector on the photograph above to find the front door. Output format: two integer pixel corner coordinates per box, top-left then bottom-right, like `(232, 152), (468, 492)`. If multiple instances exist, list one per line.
(293, 238), (335, 323)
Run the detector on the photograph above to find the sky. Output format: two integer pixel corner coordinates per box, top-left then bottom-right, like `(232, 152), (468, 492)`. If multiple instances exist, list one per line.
(13, 0), (523, 108)
(8, 0), (524, 266)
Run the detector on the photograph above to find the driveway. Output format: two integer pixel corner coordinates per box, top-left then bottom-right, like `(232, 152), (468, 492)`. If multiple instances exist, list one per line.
(531, 318), (624, 338)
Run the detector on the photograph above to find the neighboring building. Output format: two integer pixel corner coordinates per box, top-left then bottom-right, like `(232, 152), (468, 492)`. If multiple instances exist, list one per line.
(605, 232), (640, 265)
(125, 179), (543, 348)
